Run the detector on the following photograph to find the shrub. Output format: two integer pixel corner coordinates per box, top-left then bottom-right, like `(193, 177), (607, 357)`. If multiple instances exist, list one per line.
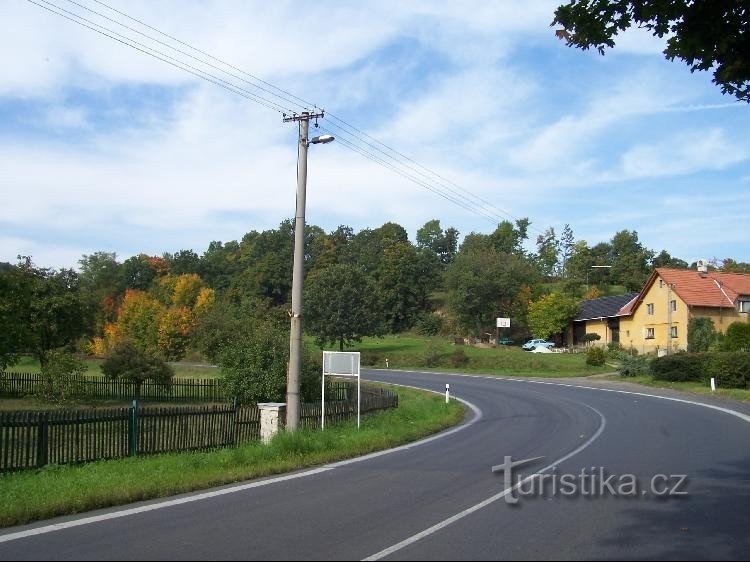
(37, 350), (87, 402)
(582, 333), (601, 345)
(687, 317), (717, 353)
(360, 351), (379, 367)
(650, 353), (708, 383)
(448, 349), (470, 368)
(618, 355), (649, 377)
(723, 322), (750, 352)
(422, 341), (444, 368)
(586, 346), (606, 366)
(101, 341), (174, 400)
(414, 313), (443, 337)
(707, 353), (750, 389)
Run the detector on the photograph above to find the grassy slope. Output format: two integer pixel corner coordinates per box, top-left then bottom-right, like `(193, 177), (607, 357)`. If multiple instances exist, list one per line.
(338, 336), (610, 378)
(0, 386), (465, 528)
(602, 374), (750, 403)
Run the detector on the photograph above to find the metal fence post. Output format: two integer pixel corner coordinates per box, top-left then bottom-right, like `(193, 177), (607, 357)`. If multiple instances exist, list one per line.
(37, 412), (49, 468)
(128, 399), (138, 457)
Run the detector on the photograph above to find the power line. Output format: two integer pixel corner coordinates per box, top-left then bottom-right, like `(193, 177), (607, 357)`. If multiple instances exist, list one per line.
(25, 0), (540, 232)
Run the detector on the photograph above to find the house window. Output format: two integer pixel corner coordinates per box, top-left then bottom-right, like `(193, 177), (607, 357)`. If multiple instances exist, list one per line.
(671, 326), (678, 339)
(647, 303), (655, 315)
(659, 280), (664, 288)
(671, 300), (677, 312)
(646, 328), (655, 339)
(740, 300), (750, 313)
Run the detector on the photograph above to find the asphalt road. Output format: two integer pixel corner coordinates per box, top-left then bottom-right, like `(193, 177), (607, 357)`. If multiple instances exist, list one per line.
(1, 370), (749, 561)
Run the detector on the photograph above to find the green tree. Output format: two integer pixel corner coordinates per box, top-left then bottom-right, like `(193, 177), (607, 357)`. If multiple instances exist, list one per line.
(304, 264), (382, 351)
(101, 341), (174, 400)
(652, 250), (689, 270)
(535, 227), (560, 278)
(687, 317), (717, 353)
(610, 230), (653, 291)
(37, 349), (87, 402)
(446, 247), (538, 336)
(723, 321), (750, 352)
(553, 0), (750, 102)
(1, 257), (88, 366)
(218, 318), (320, 405)
(527, 292), (580, 340)
(417, 219), (459, 265)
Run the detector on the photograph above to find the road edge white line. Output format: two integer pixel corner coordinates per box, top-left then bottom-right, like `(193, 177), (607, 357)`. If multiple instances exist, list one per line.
(362, 403), (607, 561)
(0, 385), (481, 544)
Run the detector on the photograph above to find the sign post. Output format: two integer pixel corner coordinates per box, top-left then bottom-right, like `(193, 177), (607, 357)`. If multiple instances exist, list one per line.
(496, 317), (511, 344)
(322, 351), (361, 430)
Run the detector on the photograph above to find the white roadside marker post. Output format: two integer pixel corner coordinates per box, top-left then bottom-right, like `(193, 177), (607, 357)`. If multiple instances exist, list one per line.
(445, 383), (450, 404)
(711, 378), (716, 392)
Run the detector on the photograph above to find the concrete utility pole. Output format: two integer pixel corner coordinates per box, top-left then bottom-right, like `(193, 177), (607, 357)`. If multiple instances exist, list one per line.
(283, 110), (330, 431)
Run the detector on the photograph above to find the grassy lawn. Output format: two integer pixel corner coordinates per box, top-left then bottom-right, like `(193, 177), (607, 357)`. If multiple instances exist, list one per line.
(601, 374), (750, 403)
(8, 356), (220, 380)
(329, 335), (610, 378)
(0, 385), (465, 528)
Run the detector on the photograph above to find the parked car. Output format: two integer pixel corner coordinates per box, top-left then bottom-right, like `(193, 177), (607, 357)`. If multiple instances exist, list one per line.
(521, 339), (555, 351)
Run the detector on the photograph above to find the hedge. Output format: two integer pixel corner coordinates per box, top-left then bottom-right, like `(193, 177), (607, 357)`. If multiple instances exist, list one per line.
(650, 352), (750, 388)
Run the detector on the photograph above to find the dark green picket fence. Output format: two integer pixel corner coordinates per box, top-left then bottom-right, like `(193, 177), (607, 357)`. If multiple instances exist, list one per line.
(0, 382), (398, 472)
(0, 372), (224, 402)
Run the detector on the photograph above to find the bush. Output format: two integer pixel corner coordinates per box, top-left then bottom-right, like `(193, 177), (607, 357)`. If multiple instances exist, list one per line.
(448, 349), (470, 368)
(414, 313), (443, 337)
(37, 350), (87, 402)
(707, 353), (750, 389)
(360, 351), (379, 367)
(617, 355), (650, 377)
(687, 317), (717, 353)
(582, 333), (601, 345)
(650, 353), (708, 383)
(422, 341), (444, 368)
(101, 341), (174, 399)
(723, 322), (750, 352)
(586, 346), (606, 366)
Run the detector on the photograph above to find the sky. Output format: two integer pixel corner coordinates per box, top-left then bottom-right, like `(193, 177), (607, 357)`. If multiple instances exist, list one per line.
(1, 0), (749, 270)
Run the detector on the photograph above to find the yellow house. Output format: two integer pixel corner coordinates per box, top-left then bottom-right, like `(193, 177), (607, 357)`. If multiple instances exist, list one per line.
(618, 268), (750, 354)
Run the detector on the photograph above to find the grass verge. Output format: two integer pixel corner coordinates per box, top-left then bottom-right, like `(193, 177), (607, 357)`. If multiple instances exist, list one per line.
(338, 335), (610, 378)
(602, 374), (750, 403)
(0, 386), (465, 528)
(7, 356), (220, 380)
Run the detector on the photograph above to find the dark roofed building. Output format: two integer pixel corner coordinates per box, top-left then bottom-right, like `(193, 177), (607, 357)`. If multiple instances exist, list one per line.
(569, 293), (638, 347)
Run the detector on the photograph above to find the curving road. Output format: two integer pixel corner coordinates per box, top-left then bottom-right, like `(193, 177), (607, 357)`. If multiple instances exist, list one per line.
(1, 370), (749, 560)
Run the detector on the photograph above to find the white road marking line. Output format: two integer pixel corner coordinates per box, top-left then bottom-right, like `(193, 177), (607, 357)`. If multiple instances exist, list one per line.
(363, 403), (607, 561)
(0, 387), (481, 544)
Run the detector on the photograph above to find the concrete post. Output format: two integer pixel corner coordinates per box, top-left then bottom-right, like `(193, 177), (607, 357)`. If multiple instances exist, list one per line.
(258, 403), (287, 444)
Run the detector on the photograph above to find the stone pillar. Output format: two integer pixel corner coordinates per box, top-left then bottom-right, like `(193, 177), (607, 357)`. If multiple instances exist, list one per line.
(258, 403), (287, 444)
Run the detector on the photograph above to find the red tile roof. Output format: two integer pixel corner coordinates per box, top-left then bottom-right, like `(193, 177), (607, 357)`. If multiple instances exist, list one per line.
(618, 268), (750, 316)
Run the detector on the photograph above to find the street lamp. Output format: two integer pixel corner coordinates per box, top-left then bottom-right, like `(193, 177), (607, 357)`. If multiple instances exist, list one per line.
(283, 111), (334, 432)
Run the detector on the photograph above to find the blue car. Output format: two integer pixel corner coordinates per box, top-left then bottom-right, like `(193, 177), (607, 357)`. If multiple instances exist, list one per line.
(522, 339), (555, 351)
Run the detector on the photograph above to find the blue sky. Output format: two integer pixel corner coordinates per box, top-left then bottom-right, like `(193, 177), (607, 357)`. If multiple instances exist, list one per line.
(1, 0), (749, 270)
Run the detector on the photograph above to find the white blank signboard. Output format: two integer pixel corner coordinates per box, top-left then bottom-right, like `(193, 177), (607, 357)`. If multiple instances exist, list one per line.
(322, 351), (361, 429)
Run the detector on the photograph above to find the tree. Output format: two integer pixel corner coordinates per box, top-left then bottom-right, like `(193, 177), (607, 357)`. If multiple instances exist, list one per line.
(652, 250), (689, 270)
(157, 306), (196, 361)
(535, 227), (560, 278)
(610, 230), (654, 291)
(687, 317), (716, 352)
(416, 219), (459, 265)
(116, 289), (164, 355)
(723, 321), (750, 352)
(37, 350), (87, 402)
(553, 1), (750, 102)
(0, 257), (88, 366)
(304, 264), (382, 351)
(559, 224), (575, 278)
(101, 341), (173, 400)
(446, 247), (538, 336)
(218, 318), (320, 405)
(527, 292), (580, 340)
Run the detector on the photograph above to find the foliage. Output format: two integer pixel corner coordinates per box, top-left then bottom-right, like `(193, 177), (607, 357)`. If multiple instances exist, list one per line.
(157, 306), (196, 361)
(446, 247), (538, 336)
(687, 317), (717, 353)
(218, 318), (320, 405)
(116, 290), (164, 355)
(582, 333), (601, 344)
(422, 341), (444, 368)
(527, 292), (580, 339)
(553, 0), (750, 102)
(304, 264), (382, 351)
(416, 219), (459, 265)
(37, 349), (87, 402)
(722, 321), (750, 352)
(414, 312), (444, 337)
(586, 346), (606, 366)
(0, 257), (88, 367)
(448, 349), (470, 368)
(617, 354), (649, 377)
(100, 341), (174, 399)
(651, 352), (750, 389)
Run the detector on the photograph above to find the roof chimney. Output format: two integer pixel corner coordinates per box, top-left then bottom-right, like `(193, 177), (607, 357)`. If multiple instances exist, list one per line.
(697, 259), (708, 277)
